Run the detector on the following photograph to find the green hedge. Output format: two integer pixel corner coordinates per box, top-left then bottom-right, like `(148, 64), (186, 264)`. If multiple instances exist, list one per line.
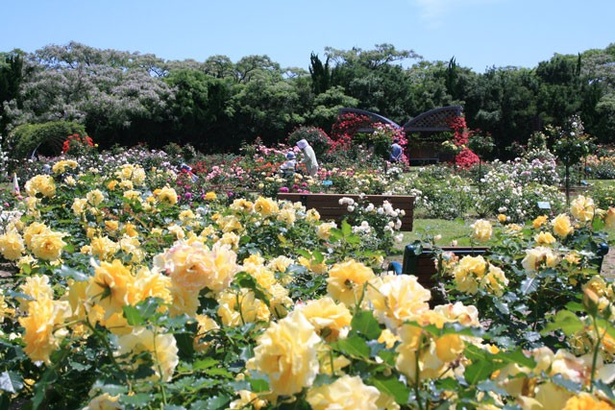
(10, 121), (86, 159)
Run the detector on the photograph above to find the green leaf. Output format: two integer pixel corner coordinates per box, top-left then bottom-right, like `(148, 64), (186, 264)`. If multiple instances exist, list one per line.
(520, 277), (540, 295)
(368, 375), (410, 405)
(0, 371), (23, 394)
(351, 310), (382, 340)
(123, 305), (144, 326)
(541, 310), (584, 335)
(332, 335), (370, 359)
(199, 395), (231, 410)
(464, 360), (495, 385)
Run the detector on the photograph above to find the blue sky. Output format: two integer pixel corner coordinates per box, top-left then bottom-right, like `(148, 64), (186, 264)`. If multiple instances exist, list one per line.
(2, 0), (613, 73)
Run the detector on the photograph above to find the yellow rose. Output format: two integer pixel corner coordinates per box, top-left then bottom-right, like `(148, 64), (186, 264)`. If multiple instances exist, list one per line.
(29, 229), (68, 261)
(570, 195), (595, 222)
(0, 229), (25, 260)
(296, 296), (352, 342)
(306, 375), (380, 410)
(254, 196), (279, 216)
(217, 288), (270, 326)
(435, 334), (464, 362)
(480, 264), (509, 297)
(87, 259), (137, 316)
(107, 179), (119, 190)
(327, 259), (376, 306)
(563, 392), (614, 410)
(317, 222), (337, 240)
(83, 393), (121, 410)
(604, 207), (615, 229)
(86, 189), (105, 206)
(452, 255), (488, 295)
(154, 185), (178, 205)
(247, 311), (320, 396)
(51, 159), (78, 174)
(533, 215), (548, 229)
(552, 213), (573, 238)
(522, 246), (559, 273)
(497, 214), (507, 223)
(90, 236), (120, 261)
(534, 231), (556, 245)
(19, 297), (70, 364)
(115, 326), (178, 382)
(153, 240), (238, 292)
(471, 219), (492, 242)
(24, 174), (56, 198)
(71, 198), (88, 215)
(204, 191), (217, 201)
(366, 274), (431, 330)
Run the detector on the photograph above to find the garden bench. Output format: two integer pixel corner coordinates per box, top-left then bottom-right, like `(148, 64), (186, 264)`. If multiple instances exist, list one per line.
(276, 193), (415, 231)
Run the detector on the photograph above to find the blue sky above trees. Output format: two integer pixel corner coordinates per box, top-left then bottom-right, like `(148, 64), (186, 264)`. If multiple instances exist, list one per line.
(1, 0), (613, 73)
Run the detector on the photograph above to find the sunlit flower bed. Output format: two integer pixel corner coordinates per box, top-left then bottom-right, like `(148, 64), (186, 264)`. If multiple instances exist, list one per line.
(0, 156), (614, 409)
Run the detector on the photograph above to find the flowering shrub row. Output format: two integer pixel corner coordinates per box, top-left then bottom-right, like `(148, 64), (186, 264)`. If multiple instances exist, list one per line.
(0, 152), (614, 409)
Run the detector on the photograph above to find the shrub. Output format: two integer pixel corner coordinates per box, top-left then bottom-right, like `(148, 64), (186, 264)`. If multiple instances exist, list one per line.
(9, 121), (86, 159)
(287, 126), (330, 158)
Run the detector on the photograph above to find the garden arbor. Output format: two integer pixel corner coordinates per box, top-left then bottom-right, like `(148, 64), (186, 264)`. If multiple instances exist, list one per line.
(338, 105), (464, 165)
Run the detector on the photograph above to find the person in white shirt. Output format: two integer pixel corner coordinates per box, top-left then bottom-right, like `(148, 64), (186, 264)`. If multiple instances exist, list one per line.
(296, 139), (318, 177)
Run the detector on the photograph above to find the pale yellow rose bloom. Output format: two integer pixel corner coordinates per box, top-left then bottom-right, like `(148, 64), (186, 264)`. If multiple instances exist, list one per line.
(267, 255), (294, 273)
(29, 229), (68, 261)
(24, 174), (56, 198)
(306, 208), (321, 222)
(247, 311), (321, 396)
(18, 274), (54, 309)
(115, 326), (178, 382)
(296, 296), (352, 342)
(217, 288), (270, 326)
(168, 286), (200, 317)
(154, 185), (178, 205)
(435, 334), (465, 362)
(522, 246), (559, 273)
(480, 264), (509, 296)
(452, 255), (488, 295)
(0, 229), (25, 260)
(534, 231), (556, 245)
(87, 259), (137, 317)
(90, 236), (120, 261)
(71, 197), (88, 215)
(327, 259), (376, 306)
(230, 198), (254, 213)
(86, 189), (105, 206)
(378, 328), (400, 349)
(570, 195), (595, 222)
(552, 213), (574, 238)
(471, 219), (492, 242)
(254, 196), (279, 216)
(533, 215), (548, 229)
(605, 207), (615, 229)
(83, 392), (121, 410)
(563, 392), (614, 410)
(153, 240), (239, 293)
(204, 191), (217, 201)
(317, 222), (337, 240)
(277, 207), (296, 225)
(19, 297), (70, 364)
(306, 375), (381, 410)
(366, 274), (431, 330)
(51, 159), (78, 174)
(23, 222), (48, 248)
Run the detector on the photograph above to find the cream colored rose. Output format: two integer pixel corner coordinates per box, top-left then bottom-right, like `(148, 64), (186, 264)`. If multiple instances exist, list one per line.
(604, 207), (615, 229)
(24, 174), (56, 198)
(551, 214), (573, 238)
(86, 189), (105, 206)
(570, 195), (595, 222)
(153, 186), (178, 205)
(534, 231), (556, 245)
(29, 229), (68, 261)
(366, 274), (431, 330)
(115, 326), (178, 382)
(327, 259), (376, 306)
(296, 296), (352, 342)
(521, 246), (559, 273)
(0, 229), (25, 260)
(471, 219), (492, 242)
(246, 311), (321, 396)
(306, 375), (380, 410)
(254, 196), (279, 216)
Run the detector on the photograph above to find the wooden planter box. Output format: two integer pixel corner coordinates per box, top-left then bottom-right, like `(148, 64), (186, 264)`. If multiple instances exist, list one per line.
(277, 192), (415, 231)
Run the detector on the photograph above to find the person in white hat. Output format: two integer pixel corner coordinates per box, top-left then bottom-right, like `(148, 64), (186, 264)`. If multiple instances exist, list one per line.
(296, 139), (318, 177)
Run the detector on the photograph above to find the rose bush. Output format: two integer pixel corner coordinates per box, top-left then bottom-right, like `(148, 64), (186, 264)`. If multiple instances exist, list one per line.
(0, 143), (613, 409)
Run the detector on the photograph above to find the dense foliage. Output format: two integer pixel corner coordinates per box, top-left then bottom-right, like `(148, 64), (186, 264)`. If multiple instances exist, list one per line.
(0, 142), (614, 409)
(1, 41), (614, 161)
